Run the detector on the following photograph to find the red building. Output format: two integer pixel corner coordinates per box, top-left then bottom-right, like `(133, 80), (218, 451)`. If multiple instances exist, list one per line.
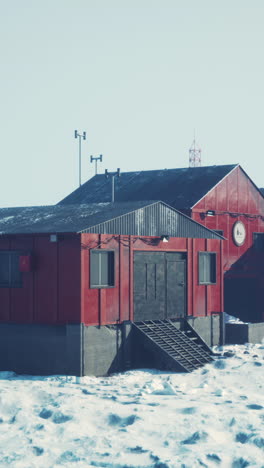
(191, 165), (264, 323)
(60, 164), (264, 323)
(0, 201), (223, 375)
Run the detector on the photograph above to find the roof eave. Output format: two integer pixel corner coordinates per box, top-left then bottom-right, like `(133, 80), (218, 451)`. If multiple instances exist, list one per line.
(190, 164), (239, 209)
(78, 200), (224, 240)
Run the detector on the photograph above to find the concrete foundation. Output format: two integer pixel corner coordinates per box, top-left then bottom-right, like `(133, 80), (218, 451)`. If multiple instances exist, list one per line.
(186, 315), (222, 347)
(1, 317), (263, 376)
(226, 322), (264, 345)
(83, 325), (124, 376)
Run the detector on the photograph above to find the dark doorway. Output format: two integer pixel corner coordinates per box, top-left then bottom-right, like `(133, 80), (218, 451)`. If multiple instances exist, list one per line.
(134, 252), (187, 321)
(224, 276), (260, 323)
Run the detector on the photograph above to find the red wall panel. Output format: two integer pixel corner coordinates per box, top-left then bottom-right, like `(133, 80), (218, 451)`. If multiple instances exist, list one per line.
(119, 240), (130, 322)
(81, 234), (223, 326)
(34, 236), (58, 323)
(0, 237), (11, 321)
(216, 177), (227, 212)
(104, 237), (120, 324)
(227, 169), (239, 213)
(81, 235), (99, 325)
(81, 234), (120, 325)
(238, 171), (249, 213)
(58, 235), (81, 323)
(193, 166), (264, 272)
(193, 166), (264, 321)
(0, 231), (223, 326)
(193, 238), (206, 316)
(10, 236), (34, 323)
(0, 234), (81, 325)
(187, 238), (194, 316)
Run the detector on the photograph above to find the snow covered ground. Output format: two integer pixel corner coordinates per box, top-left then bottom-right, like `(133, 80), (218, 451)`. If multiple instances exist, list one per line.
(0, 344), (263, 468)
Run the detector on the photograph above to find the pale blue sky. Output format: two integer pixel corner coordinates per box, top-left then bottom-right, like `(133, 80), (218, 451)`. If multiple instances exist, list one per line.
(1, 1), (264, 206)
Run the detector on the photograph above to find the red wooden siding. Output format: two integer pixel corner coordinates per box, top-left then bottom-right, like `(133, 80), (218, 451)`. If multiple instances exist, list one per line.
(192, 166), (264, 273)
(0, 232), (223, 326)
(192, 165), (264, 321)
(81, 234), (223, 326)
(0, 234), (81, 324)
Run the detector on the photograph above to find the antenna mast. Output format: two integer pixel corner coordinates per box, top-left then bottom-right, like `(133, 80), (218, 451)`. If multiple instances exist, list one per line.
(189, 135), (202, 167)
(105, 168), (121, 202)
(90, 154), (103, 175)
(74, 130), (87, 186)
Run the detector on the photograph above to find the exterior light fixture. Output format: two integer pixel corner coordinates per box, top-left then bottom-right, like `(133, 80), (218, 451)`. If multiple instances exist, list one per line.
(206, 210), (216, 217)
(160, 235), (170, 243)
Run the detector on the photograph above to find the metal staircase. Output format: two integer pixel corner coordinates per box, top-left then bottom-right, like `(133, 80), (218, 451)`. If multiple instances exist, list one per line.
(133, 319), (214, 373)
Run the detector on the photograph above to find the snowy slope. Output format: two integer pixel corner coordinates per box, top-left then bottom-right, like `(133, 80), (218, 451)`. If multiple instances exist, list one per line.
(0, 344), (263, 468)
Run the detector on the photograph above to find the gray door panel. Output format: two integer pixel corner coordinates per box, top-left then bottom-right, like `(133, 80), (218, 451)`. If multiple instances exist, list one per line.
(134, 252), (186, 321)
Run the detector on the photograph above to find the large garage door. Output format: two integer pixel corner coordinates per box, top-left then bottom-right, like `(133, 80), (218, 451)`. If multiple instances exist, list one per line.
(134, 252), (186, 321)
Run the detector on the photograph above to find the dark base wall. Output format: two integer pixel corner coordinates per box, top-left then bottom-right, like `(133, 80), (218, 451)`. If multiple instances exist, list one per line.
(226, 323), (264, 345)
(0, 323), (82, 376)
(1, 318), (263, 376)
(0, 322), (128, 377)
(0, 316), (222, 377)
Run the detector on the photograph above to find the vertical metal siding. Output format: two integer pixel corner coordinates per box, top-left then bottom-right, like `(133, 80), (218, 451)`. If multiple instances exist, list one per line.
(82, 202), (222, 239)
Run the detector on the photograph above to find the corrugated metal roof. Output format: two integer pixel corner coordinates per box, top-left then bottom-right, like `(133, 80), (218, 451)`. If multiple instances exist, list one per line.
(0, 201), (154, 234)
(0, 201), (223, 239)
(58, 164), (238, 209)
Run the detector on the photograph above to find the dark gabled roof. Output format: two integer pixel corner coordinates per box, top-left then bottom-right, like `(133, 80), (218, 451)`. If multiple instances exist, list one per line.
(0, 201), (156, 235)
(58, 164), (238, 209)
(259, 188), (264, 196)
(0, 201), (224, 240)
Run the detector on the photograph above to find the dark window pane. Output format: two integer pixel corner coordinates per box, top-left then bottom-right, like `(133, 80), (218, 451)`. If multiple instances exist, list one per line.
(90, 251), (100, 286)
(210, 254), (216, 283)
(199, 253), (205, 284)
(10, 253), (22, 286)
(90, 251), (115, 288)
(100, 251), (109, 286)
(199, 252), (216, 285)
(107, 251), (114, 286)
(0, 253), (10, 286)
(0, 251), (22, 287)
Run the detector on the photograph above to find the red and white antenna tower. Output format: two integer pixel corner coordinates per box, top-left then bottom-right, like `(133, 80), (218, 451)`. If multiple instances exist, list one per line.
(189, 134), (202, 167)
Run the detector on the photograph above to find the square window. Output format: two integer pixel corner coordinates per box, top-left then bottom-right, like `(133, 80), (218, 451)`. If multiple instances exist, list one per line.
(199, 252), (216, 285)
(0, 251), (22, 288)
(90, 250), (115, 288)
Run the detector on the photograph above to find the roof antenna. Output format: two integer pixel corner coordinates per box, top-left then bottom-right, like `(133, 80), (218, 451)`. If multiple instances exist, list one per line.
(189, 131), (201, 167)
(90, 154), (103, 175)
(105, 168), (121, 202)
(74, 130), (87, 186)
